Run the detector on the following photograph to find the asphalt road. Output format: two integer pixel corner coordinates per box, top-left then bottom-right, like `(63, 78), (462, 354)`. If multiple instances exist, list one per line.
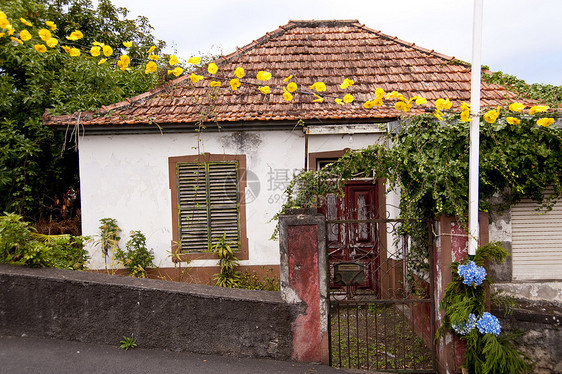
(0, 334), (363, 374)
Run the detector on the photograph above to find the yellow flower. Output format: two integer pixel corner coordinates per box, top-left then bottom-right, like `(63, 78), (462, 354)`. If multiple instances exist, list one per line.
(90, 46), (101, 57)
(506, 117), (521, 125)
(98, 58), (107, 65)
(148, 54), (159, 61)
(38, 29), (51, 42)
(483, 107), (500, 124)
(34, 44), (47, 53)
(145, 61), (157, 74)
(395, 101), (411, 112)
(0, 18), (10, 29)
(19, 30), (31, 41)
(283, 87), (293, 102)
(284, 75), (293, 82)
(69, 47), (80, 57)
(230, 78), (241, 91)
(309, 82), (326, 92)
(364, 100), (376, 109)
(46, 21), (57, 31)
(257, 71), (272, 81)
(123, 41), (132, 48)
(536, 118), (555, 127)
(529, 105), (549, 115)
(335, 98), (344, 105)
(234, 67), (245, 79)
(312, 93), (324, 103)
(66, 30), (83, 41)
(287, 82), (297, 93)
(0, 33), (4, 38)
(169, 54), (180, 66)
(187, 56), (201, 64)
(375, 88), (385, 99)
(210, 80), (221, 87)
(148, 45), (156, 54)
(385, 91), (399, 100)
(436, 98), (452, 111)
(102, 45), (113, 56)
(509, 102), (525, 112)
(434, 109), (444, 121)
(340, 78), (354, 89)
(167, 67), (183, 77)
(6, 24), (15, 36)
(460, 101), (470, 112)
(20, 18), (32, 27)
(117, 55), (130, 71)
(208, 62), (218, 74)
(343, 94), (354, 104)
(10, 37), (23, 44)
(258, 86), (270, 94)
(190, 73), (204, 83)
(46, 38), (58, 48)
(415, 96), (428, 105)
(61, 45), (71, 53)
(0, 11), (6, 19)
(460, 110), (470, 123)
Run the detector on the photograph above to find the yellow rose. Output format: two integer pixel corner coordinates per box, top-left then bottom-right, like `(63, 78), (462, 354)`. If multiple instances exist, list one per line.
(38, 29), (51, 42)
(19, 30), (31, 41)
(258, 86), (270, 94)
(508, 102), (525, 112)
(234, 67), (245, 79)
(230, 78), (241, 91)
(34, 44), (47, 53)
(536, 118), (554, 127)
(506, 117), (521, 125)
(287, 82), (297, 93)
(145, 61), (157, 74)
(90, 46), (101, 57)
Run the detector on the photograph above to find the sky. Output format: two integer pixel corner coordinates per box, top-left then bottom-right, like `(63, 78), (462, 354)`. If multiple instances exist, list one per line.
(104, 0), (561, 85)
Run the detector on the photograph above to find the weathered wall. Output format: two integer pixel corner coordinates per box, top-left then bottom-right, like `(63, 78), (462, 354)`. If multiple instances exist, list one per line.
(0, 265), (296, 360)
(493, 299), (562, 374)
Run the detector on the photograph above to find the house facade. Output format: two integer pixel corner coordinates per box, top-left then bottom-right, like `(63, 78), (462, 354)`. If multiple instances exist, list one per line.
(44, 20), (559, 290)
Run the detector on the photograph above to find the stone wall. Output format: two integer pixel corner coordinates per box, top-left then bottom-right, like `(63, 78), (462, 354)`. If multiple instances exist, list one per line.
(0, 264), (296, 360)
(493, 299), (562, 374)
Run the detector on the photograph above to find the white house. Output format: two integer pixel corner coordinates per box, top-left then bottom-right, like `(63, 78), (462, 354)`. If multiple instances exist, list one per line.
(45, 20), (559, 290)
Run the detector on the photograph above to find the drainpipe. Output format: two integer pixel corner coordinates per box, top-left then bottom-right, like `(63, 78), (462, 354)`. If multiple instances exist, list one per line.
(468, 0), (483, 258)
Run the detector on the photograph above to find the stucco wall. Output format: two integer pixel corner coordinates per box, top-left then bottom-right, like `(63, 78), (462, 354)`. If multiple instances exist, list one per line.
(78, 128), (383, 270)
(0, 264), (296, 360)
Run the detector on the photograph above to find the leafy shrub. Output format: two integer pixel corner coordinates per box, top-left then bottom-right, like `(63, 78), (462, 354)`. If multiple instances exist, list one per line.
(211, 233), (240, 288)
(0, 212), (89, 269)
(238, 267), (280, 291)
(114, 230), (155, 278)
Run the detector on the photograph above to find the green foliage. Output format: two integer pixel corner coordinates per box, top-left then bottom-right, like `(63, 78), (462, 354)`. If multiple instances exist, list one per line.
(114, 230), (155, 278)
(119, 335), (137, 350)
(211, 232), (240, 288)
(0, 0), (165, 221)
(97, 217), (120, 267)
(0, 212), (89, 269)
(237, 267), (280, 291)
(438, 243), (532, 373)
(483, 71), (562, 107)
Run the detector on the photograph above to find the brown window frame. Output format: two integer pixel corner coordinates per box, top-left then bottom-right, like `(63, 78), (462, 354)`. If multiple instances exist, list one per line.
(169, 153), (248, 262)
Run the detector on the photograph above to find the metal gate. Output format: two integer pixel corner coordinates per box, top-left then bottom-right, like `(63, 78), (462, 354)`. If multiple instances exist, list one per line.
(327, 217), (436, 373)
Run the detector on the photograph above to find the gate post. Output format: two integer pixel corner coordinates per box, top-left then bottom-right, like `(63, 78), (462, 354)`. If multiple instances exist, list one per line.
(278, 208), (329, 364)
(433, 213), (489, 374)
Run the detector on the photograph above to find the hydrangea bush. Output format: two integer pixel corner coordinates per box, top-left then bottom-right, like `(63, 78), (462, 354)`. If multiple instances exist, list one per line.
(438, 242), (532, 373)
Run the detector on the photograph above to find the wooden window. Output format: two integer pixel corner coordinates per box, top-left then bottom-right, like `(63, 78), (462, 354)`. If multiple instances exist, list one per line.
(169, 154), (248, 261)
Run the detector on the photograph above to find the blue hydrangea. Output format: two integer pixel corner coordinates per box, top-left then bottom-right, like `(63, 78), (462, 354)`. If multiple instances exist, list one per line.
(457, 260), (487, 286)
(452, 313), (477, 335)
(477, 312), (501, 336)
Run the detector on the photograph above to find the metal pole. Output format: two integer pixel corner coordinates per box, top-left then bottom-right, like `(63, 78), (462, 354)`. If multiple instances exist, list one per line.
(468, 0), (483, 257)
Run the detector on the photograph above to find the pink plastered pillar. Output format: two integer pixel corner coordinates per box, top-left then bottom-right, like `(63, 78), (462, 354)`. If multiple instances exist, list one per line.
(433, 213), (489, 374)
(278, 210), (329, 364)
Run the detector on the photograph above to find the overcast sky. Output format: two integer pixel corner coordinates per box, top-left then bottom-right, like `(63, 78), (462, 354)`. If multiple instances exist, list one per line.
(104, 0), (561, 85)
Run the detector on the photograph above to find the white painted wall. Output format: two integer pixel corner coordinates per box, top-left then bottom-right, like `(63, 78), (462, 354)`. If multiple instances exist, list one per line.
(78, 128), (385, 270)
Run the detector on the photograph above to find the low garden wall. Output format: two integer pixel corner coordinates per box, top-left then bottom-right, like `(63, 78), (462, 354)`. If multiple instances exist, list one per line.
(0, 264), (298, 360)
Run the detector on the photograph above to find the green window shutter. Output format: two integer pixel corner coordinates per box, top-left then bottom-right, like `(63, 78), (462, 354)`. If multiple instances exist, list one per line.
(176, 160), (240, 253)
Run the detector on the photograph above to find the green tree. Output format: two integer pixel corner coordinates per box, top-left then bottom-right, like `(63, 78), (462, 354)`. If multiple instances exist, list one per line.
(0, 0), (166, 223)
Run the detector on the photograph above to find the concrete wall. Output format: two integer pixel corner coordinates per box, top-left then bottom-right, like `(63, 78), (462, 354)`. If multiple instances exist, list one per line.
(0, 264), (297, 360)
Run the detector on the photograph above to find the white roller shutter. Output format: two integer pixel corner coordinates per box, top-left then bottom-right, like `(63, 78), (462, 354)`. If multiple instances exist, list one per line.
(511, 195), (562, 280)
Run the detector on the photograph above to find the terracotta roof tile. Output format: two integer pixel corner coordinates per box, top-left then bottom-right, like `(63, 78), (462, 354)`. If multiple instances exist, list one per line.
(44, 20), (535, 128)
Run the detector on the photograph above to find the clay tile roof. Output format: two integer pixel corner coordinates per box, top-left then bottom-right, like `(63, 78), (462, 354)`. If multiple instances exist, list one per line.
(43, 20), (532, 128)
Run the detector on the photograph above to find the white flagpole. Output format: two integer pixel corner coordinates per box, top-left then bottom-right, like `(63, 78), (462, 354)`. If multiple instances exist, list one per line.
(468, 0), (484, 258)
